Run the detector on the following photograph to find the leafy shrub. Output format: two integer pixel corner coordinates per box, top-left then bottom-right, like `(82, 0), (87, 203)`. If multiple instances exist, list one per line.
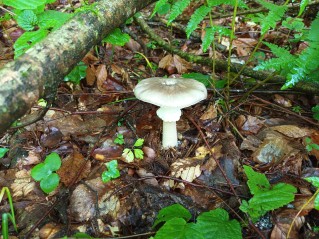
(240, 166), (297, 222)
(153, 204), (242, 239)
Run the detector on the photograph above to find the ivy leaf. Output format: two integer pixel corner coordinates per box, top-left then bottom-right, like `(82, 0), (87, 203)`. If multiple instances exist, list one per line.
(153, 204), (192, 228)
(17, 10), (38, 31)
(154, 218), (203, 239)
(134, 138), (144, 147)
(0, 148), (9, 158)
(194, 208), (242, 239)
(40, 173), (60, 193)
(101, 160), (120, 183)
(102, 28), (130, 46)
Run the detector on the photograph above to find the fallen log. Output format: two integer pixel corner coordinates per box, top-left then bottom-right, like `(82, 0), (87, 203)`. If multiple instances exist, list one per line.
(0, 0), (156, 134)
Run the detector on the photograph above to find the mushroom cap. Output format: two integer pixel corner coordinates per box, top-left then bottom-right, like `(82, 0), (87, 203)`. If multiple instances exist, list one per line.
(133, 77), (207, 109)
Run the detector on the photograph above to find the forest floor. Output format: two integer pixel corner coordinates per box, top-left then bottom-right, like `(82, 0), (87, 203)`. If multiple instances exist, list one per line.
(1, 0), (319, 238)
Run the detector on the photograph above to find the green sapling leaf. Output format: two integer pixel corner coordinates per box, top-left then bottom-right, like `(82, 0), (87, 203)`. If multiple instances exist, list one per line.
(17, 10), (38, 31)
(31, 163), (51, 181)
(40, 173), (60, 193)
(101, 160), (120, 183)
(134, 138), (144, 147)
(134, 149), (144, 159)
(0, 148), (9, 158)
(122, 148), (134, 162)
(243, 165), (270, 194)
(102, 28), (130, 46)
(114, 134), (124, 145)
(153, 204), (191, 228)
(305, 177), (319, 188)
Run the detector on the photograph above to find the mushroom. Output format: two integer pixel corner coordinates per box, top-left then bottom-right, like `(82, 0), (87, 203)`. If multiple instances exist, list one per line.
(134, 77), (207, 149)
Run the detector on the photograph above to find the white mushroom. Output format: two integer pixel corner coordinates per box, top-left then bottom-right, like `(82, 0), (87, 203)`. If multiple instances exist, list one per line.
(133, 77), (207, 149)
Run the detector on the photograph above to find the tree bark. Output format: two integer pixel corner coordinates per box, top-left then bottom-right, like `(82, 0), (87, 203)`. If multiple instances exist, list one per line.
(0, 0), (156, 134)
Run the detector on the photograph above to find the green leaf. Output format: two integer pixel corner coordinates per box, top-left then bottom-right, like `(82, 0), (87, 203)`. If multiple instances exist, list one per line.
(134, 138), (144, 147)
(305, 137), (312, 144)
(151, 0), (170, 18)
(240, 183), (296, 221)
(114, 134), (124, 145)
(314, 194), (319, 210)
(31, 163), (51, 181)
(182, 73), (211, 87)
(102, 28), (130, 46)
(14, 29), (49, 58)
(298, 0), (309, 16)
(168, 0), (191, 24)
(134, 149), (144, 159)
(243, 165), (270, 194)
(153, 204), (192, 228)
(37, 10), (73, 30)
(102, 160), (120, 183)
(44, 152), (61, 171)
(64, 61), (87, 84)
(16, 10), (38, 31)
(155, 218), (203, 239)
(72, 232), (92, 238)
(40, 173), (60, 193)
(186, 6), (211, 38)
(305, 177), (319, 188)
(0, 148), (9, 158)
(207, 0), (248, 8)
(194, 208), (242, 239)
(3, 0), (46, 10)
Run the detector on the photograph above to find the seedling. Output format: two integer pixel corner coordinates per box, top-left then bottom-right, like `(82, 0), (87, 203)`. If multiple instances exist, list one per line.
(0, 148), (9, 158)
(114, 133), (125, 145)
(312, 105), (319, 121)
(240, 166), (297, 222)
(31, 152), (61, 194)
(122, 138), (144, 162)
(0, 187), (18, 239)
(305, 137), (319, 152)
(101, 160), (120, 183)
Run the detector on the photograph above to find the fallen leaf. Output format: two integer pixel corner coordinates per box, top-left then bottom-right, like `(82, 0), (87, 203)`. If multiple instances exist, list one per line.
(11, 169), (36, 198)
(271, 125), (312, 138)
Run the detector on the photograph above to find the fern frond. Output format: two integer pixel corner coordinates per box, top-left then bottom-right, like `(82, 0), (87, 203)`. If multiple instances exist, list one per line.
(202, 26), (231, 52)
(168, 0), (191, 24)
(283, 13), (319, 89)
(263, 42), (291, 58)
(186, 6), (211, 38)
(255, 0), (287, 34)
(207, 0), (248, 9)
(151, 0), (169, 18)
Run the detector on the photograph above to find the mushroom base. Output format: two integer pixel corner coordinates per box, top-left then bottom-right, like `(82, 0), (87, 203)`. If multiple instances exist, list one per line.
(162, 121), (177, 149)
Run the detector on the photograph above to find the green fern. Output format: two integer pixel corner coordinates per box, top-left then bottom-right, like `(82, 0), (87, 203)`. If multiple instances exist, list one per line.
(255, 0), (287, 34)
(283, 13), (319, 89)
(207, 0), (247, 8)
(151, 0), (169, 18)
(202, 26), (231, 52)
(167, 0), (191, 24)
(254, 42), (295, 74)
(298, 0), (309, 16)
(186, 5), (211, 38)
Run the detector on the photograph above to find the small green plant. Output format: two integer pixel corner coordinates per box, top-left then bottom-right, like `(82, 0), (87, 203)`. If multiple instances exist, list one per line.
(304, 177), (319, 210)
(122, 138), (144, 162)
(31, 152), (61, 194)
(114, 133), (125, 145)
(0, 187), (18, 239)
(305, 137), (319, 152)
(102, 28), (130, 46)
(101, 159), (120, 183)
(64, 61), (87, 84)
(0, 148), (9, 158)
(291, 105), (302, 113)
(240, 166), (297, 222)
(312, 105), (319, 121)
(153, 204), (242, 239)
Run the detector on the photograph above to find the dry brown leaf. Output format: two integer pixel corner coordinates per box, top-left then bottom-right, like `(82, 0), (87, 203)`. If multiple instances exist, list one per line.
(273, 94), (292, 107)
(241, 115), (265, 135)
(271, 125), (312, 138)
(158, 54), (173, 69)
(136, 168), (158, 186)
(271, 210), (305, 239)
(58, 151), (91, 186)
(96, 64), (108, 92)
(39, 223), (61, 239)
(233, 38), (258, 56)
(85, 65), (96, 86)
(170, 158), (202, 183)
(11, 170), (36, 198)
(173, 55), (192, 74)
(200, 104), (217, 120)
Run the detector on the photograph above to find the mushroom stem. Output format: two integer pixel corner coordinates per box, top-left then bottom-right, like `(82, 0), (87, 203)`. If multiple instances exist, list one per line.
(162, 121), (177, 149)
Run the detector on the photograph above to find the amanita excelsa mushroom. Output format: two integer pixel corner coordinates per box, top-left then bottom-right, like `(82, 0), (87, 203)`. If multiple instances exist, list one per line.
(134, 77), (207, 149)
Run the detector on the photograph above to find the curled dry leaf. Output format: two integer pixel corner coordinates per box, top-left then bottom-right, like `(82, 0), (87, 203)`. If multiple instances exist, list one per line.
(273, 94), (292, 107)
(136, 168), (158, 186)
(11, 169), (36, 198)
(240, 115), (265, 135)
